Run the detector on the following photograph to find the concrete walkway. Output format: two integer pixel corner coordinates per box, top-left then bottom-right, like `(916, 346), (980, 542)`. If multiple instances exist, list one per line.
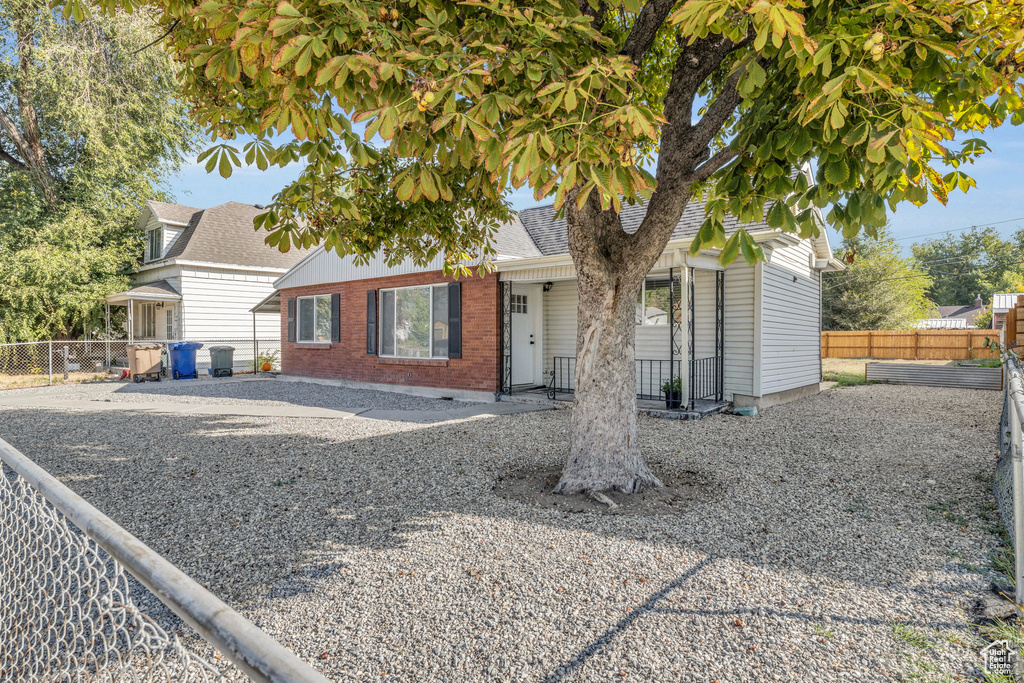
(0, 392), (546, 423)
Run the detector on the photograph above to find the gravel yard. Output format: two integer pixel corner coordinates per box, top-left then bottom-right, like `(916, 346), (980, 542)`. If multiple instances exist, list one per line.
(17, 377), (481, 411)
(0, 381), (1003, 681)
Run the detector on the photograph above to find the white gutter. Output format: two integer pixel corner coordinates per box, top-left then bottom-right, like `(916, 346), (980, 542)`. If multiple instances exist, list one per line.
(136, 259), (292, 274)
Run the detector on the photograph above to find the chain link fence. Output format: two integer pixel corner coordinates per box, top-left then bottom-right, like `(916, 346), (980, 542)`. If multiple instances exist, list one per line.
(0, 339), (281, 390)
(995, 354), (1024, 601)
(0, 435), (328, 682)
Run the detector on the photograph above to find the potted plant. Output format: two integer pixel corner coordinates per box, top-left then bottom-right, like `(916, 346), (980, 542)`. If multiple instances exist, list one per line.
(662, 377), (682, 409)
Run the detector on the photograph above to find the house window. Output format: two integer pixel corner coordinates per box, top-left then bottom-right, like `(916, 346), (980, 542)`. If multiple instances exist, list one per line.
(297, 295), (332, 343)
(165, 308), (175, 340)
(146, 227), (163, 262)
(379, 284), (449, 358)
(510, 294), (527, 314)
(636, 276), (674, 326)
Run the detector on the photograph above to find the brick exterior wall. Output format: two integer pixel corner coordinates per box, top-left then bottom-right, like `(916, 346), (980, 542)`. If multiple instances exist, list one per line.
(280, 270), (500, 393)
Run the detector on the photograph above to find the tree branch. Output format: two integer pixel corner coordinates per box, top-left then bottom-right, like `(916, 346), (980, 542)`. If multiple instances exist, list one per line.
(619, 0), (676, 65)
(626, 36), (748, 265)
(688, 57), (763, 153)
(691, 146), (737, 183)
(131, 19), (180, 54)
(0, 106), (31, 162)
(0, 145), (26, 170)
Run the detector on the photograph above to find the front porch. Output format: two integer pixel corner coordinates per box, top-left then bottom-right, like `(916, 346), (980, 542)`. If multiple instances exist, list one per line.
(497, 263), (728, 411)
(104, 280), (182, 342)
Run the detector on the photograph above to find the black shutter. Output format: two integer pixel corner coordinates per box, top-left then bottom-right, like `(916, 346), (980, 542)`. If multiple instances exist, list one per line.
(331, 293), (341, 343)
(287, 298), (296, 342)
(447, 281), (462, 359)
(366, 290), (377, 355)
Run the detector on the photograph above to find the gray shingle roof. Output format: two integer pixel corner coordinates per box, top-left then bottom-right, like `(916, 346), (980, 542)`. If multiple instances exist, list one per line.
(129, 280), (181, 298)
(106, 279), (181, 303)
(151, 201), (310, 270)
(147, 200), (200, 225)
(493, 216), (543, 259)
(517, 196), (774, 257)
(937, 304), (983, 320)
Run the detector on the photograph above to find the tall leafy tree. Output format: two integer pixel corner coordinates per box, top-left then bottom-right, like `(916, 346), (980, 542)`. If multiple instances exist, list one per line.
(0, 0), (199, 340)
(83, 0), (1024, 492)
(911, 226), (1024, 307)
(824, 229), (933, 331)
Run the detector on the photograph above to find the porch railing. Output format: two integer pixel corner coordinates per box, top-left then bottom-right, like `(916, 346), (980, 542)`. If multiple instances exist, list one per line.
(548, 356), (722, 406)
(690, 355), (724, 402)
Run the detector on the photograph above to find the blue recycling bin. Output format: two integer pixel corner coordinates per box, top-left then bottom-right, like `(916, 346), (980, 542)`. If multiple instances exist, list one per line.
(168, 341), (203, 380)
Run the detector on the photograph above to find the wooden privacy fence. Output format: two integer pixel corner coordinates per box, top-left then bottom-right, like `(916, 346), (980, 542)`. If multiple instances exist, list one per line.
(821, 330), (999, 360)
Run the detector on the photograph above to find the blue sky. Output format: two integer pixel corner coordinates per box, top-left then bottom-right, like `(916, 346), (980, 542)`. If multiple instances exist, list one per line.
(167, 122), (1024, 249)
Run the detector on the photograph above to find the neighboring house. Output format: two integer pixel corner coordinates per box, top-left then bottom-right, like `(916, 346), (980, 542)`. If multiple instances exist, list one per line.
(992, 292), (1024, 331)
(916, 317), (968, 330)
(927, 294), (985, 329)
(269, 194), (843, 410)
(105, 200), (309, 341)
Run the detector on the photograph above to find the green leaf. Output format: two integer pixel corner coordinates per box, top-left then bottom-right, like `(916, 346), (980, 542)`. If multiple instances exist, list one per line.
(823, 158), (849, 185)
(720, 232), (740, 265)
(276, 1), (302, 17)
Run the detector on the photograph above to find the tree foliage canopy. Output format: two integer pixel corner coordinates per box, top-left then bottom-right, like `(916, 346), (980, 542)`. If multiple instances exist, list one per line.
(911, 226), (1024, 307)
(823, 228), (933, 331)
(0, 1), (199, 340)
(79, 0), (1024, 270)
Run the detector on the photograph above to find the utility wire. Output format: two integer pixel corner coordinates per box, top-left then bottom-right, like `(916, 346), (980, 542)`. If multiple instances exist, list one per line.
(890, 216), (1024, 242)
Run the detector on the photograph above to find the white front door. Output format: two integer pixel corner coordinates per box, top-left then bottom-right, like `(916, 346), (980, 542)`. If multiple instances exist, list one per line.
(510, 285), (541, 385)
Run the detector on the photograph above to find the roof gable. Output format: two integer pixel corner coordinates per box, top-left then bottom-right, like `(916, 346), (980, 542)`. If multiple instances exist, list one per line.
(145, 201), (310, 270)
(517, 196), (777, 257)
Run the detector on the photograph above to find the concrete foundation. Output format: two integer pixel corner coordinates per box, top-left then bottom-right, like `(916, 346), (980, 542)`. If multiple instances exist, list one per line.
(276, 374), (496, 403)
(732, 382), (824, 411)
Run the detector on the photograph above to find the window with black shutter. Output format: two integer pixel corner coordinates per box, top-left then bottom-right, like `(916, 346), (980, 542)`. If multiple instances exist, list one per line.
(447, 282), (462, 359)
(287, 298), (296, 342)
(366, 290), (377, 355)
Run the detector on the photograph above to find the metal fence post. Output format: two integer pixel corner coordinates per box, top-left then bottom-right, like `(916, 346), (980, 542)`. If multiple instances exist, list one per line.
(47, 341), (53, 386)
(62, 346), (69, 380)
(1010, 369), (1024, 603)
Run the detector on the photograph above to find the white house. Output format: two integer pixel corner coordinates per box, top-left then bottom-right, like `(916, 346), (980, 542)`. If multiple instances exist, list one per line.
(271, 191), (843, 411)
(105, 200), (308, 341)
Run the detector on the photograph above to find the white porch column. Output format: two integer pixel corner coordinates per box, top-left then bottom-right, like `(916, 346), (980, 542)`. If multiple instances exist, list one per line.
(127, 298), (134, 343)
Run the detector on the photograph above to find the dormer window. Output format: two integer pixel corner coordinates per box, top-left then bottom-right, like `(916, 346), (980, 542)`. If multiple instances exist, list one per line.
(146, 227), (163, 261)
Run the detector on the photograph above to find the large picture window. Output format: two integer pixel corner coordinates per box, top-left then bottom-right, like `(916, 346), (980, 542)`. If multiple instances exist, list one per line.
(380, 284), (449, 358)
(298, 295), (332, 343)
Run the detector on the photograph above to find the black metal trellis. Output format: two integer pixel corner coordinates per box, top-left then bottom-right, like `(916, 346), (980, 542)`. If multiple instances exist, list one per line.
(499, 281), (512, 394)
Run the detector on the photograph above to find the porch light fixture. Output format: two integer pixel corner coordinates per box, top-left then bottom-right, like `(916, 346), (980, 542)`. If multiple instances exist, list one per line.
(543, 282), (553, 292)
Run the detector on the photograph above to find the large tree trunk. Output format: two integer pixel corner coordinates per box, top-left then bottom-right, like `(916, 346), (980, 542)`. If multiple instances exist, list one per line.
(554, 248), (663, 494)
(553, 196), (675, 495)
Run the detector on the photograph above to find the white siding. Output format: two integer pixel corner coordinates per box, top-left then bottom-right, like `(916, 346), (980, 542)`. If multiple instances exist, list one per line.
(766, 239), (816, 278)
(722, 263), (755, 400)
(177, 266), (281, 338)
(759, 263), (821, 395)
(540, 279), (673, 395)
(541, 281), (674, 367)
(276, 247), (448, 288)
(539, 265), (757, 401)
(692, 269), (717, 359)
